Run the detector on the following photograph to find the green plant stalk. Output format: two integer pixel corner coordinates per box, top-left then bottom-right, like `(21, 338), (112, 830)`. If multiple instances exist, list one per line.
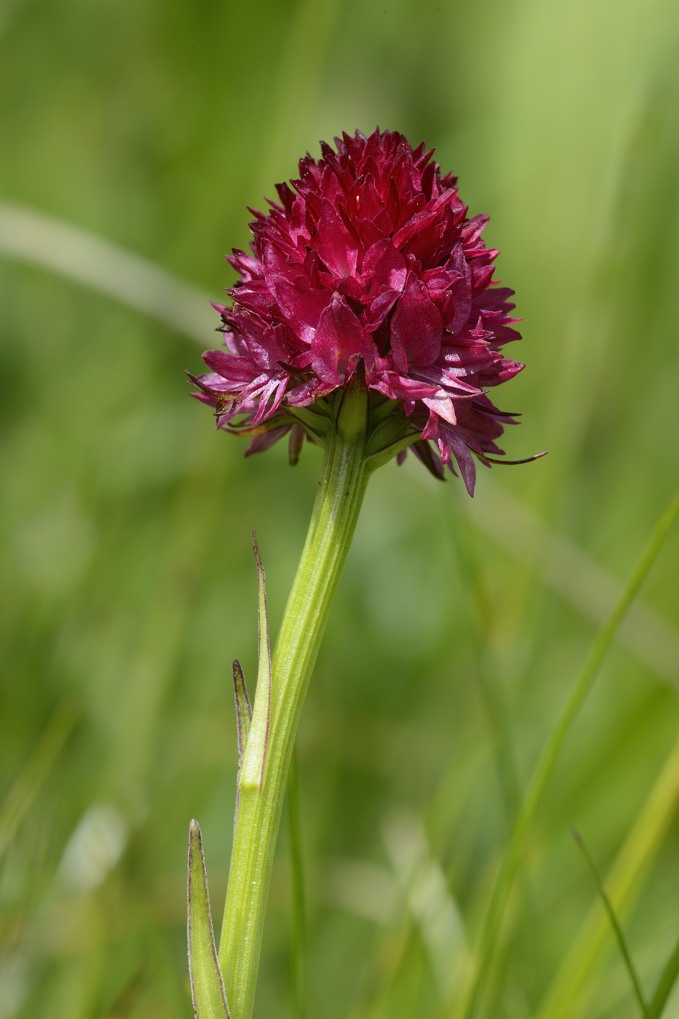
(218, 385), (372, 1019)
(287, 749), (307, 1019)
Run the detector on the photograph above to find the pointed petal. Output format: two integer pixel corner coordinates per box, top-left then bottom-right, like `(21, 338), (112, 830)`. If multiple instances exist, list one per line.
(310, 293), (376, 385)
(311, 198), (360, 278)
(389, 274), (443, 372)
(423, 393), (457, 425)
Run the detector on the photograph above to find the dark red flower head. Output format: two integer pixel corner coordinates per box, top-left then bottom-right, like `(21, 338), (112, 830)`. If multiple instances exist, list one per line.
(191, 129), (525, 494)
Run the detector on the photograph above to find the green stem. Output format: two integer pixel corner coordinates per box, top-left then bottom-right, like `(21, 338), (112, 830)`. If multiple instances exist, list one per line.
(218, 385), (372, 1019)
(288, 749), (307, 1019)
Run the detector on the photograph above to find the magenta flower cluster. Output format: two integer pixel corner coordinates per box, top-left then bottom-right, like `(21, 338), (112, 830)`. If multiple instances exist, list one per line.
(192, 129), (524, 494)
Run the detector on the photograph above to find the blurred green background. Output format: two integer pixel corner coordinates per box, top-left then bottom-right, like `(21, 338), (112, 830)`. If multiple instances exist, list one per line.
(1, 0), (678, 1016)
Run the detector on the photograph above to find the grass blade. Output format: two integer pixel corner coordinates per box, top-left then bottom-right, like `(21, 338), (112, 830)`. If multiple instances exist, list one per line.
(572, 828), (648, 1016)
(647, 931), (679, 1019)
(0, 700), (78, 862)
(454, 490), (679, 1019)
(536, 730), (679, 1019)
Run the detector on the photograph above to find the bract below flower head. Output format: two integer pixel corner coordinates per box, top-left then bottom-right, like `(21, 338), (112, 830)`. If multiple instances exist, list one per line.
(191, 129), (525, 495)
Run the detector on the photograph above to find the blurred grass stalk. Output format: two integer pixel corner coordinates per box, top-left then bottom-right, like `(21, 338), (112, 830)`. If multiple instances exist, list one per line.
(455, 491), (679, 1019)
(0, 202), (212, 343)
(537, 732), (679, 1019)
(0, 702), (79, 864)
(562, 741), (676, 1019)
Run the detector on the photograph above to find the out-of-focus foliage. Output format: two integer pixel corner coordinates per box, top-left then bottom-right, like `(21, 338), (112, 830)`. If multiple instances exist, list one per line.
(1, 0), (678, 1016)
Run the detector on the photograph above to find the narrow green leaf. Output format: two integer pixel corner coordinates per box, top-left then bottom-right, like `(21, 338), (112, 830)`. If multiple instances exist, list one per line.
(647, 931), (679, 1019)
(232, 660), (253, 819)
(232, 659), (252, 770)
(240, 533), (272, 790)
(572, 829), (648, 1016)
(187, 820), (231, 1019)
